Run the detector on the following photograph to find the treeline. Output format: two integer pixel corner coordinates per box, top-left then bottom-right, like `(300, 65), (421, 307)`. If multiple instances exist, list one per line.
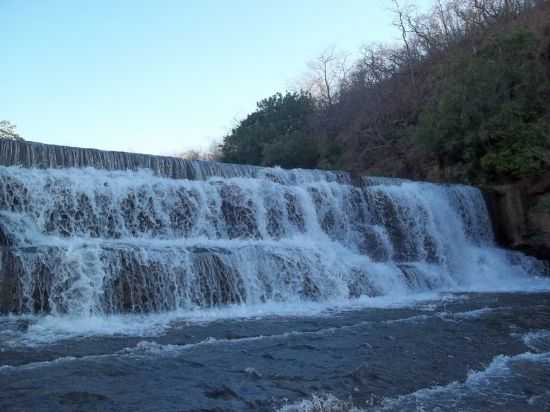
(217, 0), (550, 184)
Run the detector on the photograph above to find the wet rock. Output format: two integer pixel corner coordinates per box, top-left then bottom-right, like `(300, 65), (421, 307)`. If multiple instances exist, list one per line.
(204, 385), (240, 400)
(484, 174), (550, 266)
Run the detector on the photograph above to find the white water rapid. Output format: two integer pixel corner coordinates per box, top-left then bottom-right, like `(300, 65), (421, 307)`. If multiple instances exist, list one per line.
(0, 141), (546, 316)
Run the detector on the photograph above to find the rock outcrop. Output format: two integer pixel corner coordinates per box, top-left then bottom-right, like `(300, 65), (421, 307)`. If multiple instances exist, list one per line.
(484, 173), (550, 262)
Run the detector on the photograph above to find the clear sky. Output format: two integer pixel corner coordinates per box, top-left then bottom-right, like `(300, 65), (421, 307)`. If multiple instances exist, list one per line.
(1, 0), (432, 155)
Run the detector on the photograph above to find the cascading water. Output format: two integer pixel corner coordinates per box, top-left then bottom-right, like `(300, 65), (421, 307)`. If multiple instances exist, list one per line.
(0, 140), (545, 316)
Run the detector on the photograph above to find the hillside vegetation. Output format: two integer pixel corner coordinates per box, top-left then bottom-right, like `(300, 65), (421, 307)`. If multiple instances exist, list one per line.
(219, 0), (550, 186)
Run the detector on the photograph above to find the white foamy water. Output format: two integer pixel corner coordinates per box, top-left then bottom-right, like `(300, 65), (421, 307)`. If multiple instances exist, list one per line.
(373, 350), (550, 412)
(522, 330), (550, 352)
(0, 164), (546, 318)
(0, 157), (548, 353)
(435, 306), (508, 322)
(278, 394), (360, 412)
(278, 346), (550, 412)
(1, 292), (464, 347)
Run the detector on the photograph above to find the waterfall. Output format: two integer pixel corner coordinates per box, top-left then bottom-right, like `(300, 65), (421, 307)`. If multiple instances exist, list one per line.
(0, 139), (350, 182)
(0, 140), (544, 315)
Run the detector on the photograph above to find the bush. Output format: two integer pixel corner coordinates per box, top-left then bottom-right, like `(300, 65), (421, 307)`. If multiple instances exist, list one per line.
(220, 92), (318, 167)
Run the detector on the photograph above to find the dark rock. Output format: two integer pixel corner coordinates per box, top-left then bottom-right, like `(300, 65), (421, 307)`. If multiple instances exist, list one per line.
(204, 385), (240, 400)
(484, 173), (550, 265)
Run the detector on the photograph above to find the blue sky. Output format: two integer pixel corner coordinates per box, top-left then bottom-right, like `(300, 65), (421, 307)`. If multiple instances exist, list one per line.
(1, 0), (432, 155)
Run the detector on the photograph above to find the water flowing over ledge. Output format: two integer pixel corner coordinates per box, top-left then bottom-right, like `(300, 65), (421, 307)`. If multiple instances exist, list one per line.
(0, 140), (546, 315)
(0, 139), (351, 183)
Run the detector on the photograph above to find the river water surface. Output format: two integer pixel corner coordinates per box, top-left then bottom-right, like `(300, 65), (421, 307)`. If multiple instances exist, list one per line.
(1, 291), (549, 412)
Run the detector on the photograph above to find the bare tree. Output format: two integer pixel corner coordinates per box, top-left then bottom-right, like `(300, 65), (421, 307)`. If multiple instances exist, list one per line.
(390, 0), (418, 89)
(177, 140), (223, 161)
(302, 47), (351, 108)
(178, 149), (203, 161)
(206, 140), (223, 161)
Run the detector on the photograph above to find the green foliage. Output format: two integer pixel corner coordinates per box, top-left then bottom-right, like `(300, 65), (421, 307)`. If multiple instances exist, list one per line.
(479, 112), (550, 178)
(416, 28), (550, 181)
(220, 92), (319, 168)
(262, 131), (320, 169)
(216, 2), (550, 183)
(317, 141), (344, 170)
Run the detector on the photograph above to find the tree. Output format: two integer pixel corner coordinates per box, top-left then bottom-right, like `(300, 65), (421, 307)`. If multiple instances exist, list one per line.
(0, 121), (23, 141)
(390, 0), (419, 90)
(177, 140), (223, 161)
(214, 0), (549, 180)
(178, 149), (203, 160)
(220, 92), (319, 168)
(416, 28), (550, 180)
(205, 140), (223, 161)
(301, 47), (350, 108)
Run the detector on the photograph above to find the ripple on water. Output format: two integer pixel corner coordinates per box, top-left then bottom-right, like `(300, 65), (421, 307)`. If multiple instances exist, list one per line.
(276, 348), (550, 412)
